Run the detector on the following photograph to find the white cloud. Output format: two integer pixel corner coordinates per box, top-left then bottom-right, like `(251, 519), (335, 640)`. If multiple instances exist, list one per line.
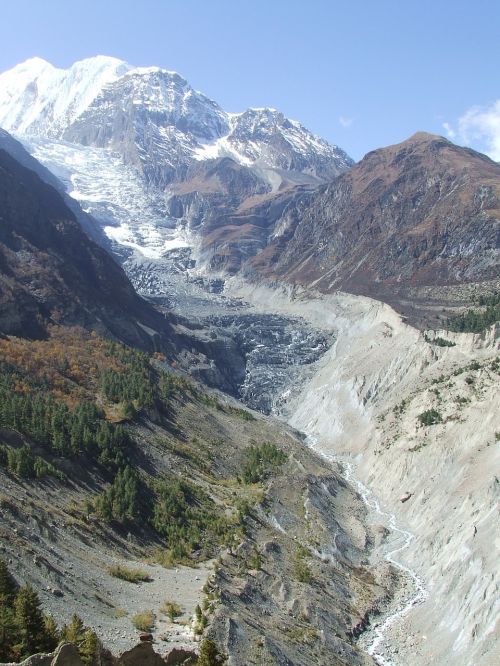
(458, 101), (500, 161)
(339, 115), (353, 128)
(450, 100), (500, 161)
(442, 121), (455, 139)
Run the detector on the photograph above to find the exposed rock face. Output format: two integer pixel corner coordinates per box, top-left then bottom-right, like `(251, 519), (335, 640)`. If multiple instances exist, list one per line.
(0, 56), (352, 190)
(2, 58), (498, 326)
(1, 643), (83, 666)
(244, 133), (500, 319)
(116, 642), (167, 666)
(0, 148), (173, 349)
(208, 467), (384, 666)
(0, 129), (106, 244)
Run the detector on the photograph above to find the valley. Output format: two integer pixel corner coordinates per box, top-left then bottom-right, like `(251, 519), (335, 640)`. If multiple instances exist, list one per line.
(0, 55), (498, 666)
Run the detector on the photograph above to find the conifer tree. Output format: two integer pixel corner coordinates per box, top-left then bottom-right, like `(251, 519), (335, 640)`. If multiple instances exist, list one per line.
(42, 614), (60, 651)
(79, 629), (100, 665)
(0, 602), (16, 662)
(14, 584), (47, 657)
(61, 614), (86, 644)
(197, 638), (224, 666)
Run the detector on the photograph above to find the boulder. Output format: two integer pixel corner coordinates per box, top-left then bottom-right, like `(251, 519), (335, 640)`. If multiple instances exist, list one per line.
(51, 644), (84, 666)
(164, 648), (198, 665)
(116, 643), (165, 666)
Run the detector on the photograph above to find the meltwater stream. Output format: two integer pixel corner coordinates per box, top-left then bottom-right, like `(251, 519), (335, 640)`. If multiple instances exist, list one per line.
(342, 461), (428, 665)
(311, 439), (428, 666)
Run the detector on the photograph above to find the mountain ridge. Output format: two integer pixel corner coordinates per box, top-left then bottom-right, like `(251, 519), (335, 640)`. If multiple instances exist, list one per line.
(0, 56), (352, 182)
(238, 131), (500, 325)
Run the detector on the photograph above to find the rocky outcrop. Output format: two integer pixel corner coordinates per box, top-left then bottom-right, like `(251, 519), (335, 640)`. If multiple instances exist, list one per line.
(0, 130), (104, 244)
(0, 57), (353, 294)
(116, 642), (169, 666)
(1, 644), (84, 666)
(0, 642), (197, 666)
(0, 56), (352, 196)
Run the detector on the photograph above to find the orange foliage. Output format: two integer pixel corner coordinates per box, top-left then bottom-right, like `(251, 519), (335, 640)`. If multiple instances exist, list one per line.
(0, 326), (131, 407)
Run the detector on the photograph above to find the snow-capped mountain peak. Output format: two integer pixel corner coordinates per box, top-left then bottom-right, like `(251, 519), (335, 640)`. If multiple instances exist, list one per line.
(0, 55), (131, 136)
(0, 56), (352, 178)
(0, 56), (353, 268)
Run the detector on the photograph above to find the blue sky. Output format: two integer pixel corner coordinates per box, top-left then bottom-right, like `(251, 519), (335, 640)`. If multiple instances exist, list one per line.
(1, 0), (499, 161)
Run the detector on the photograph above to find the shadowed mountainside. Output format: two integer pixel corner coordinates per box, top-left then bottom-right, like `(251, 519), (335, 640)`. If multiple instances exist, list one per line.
(0, 148), (173, 348)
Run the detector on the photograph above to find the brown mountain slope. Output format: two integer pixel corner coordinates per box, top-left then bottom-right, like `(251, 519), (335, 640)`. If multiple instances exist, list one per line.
(243, 133), (500, 322)
(0, 148), (173, 348)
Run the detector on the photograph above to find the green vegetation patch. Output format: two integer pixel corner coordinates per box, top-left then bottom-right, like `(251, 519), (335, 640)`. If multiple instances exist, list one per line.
(447, 291), (500, 333)
(151, 478), (235, 562)
(94, 466), (140, 523)
(284, 626), (319, 644)
(160, 600), (183, 621)
(241, 442), (287, 484)
(0, 443), (63, 480)
(197, 639), (226, 666)
(0, 558), (101, 663)
(424, 334), (456, 347)
(418, 409), (443, 426)
(108, 565), (152, 583)
(131, 610), (155, 632)
(0, 369), (130, 469)
(293, 544), (312, 584)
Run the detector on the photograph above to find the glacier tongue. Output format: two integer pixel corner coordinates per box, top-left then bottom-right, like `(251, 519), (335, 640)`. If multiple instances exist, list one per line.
(24, 136), (190, 262)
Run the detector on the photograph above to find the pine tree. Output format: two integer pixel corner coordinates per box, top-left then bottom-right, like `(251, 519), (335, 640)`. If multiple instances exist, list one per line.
(61, 614), (85, 644)
(42, 614), (59, 651)
(0, 602), (16, 662)
(79, 629), (99, 665)
(197, 638), (224, 666)
(14, 584), (47, 657)
(195, 604), (202, 623)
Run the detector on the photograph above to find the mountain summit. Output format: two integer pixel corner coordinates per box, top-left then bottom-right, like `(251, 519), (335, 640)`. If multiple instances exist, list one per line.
(0, 56), (352, 184)
(243, 131), (500, 324)
(0, 56), (353, 287)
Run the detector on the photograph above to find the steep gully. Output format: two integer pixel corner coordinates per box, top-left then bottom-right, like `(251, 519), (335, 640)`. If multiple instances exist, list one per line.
(234, 309), (428, 664)
(335, 457), (427, 665)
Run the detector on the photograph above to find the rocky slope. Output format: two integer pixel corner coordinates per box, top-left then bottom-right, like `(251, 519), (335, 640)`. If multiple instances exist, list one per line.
(0, 53), (498, 666)
(226, 279), (499, 666)
(0, 129), (105, 244)
(0, 147), (172, 348)
(0, 326), (389, 665)
(240, 133), (500, 325)
(2, 58), (499, 327)
(1, 641), (197, 666)
(0, 56), (352, 298)
(0, 55), (351, 193)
